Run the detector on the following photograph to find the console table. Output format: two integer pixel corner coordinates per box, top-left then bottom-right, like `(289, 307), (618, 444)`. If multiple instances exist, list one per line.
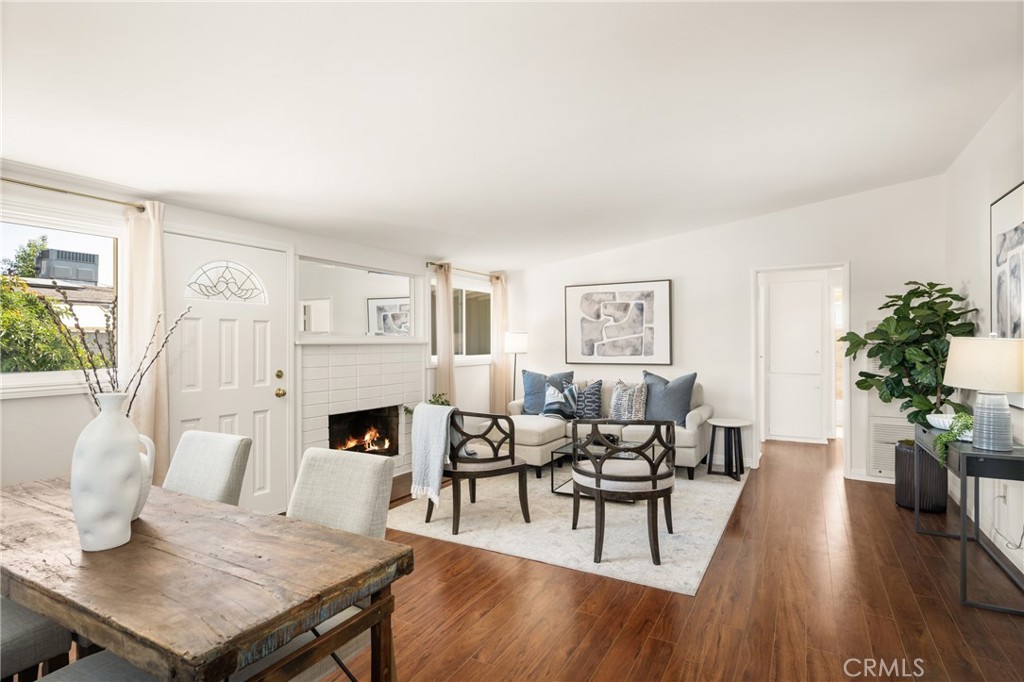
(914, 425), (1024, 615)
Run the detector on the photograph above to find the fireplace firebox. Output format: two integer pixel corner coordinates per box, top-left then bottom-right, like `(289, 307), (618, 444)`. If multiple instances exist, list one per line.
(329, 406), (400, 456)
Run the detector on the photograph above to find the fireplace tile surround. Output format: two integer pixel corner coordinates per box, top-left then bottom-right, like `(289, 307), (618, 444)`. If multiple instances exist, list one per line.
(300, 343), (426, 476)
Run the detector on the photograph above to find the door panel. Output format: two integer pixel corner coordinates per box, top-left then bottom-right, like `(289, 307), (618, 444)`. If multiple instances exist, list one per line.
(765, 273), (827, 442)
(164, 234), (290, 513)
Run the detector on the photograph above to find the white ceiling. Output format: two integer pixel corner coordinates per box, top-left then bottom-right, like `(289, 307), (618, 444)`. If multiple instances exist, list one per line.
(3, 2), (1021, 270)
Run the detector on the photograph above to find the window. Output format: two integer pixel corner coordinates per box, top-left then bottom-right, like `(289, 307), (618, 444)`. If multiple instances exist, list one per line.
(0, 196), (125, 398)
(430, 282), (492, 359)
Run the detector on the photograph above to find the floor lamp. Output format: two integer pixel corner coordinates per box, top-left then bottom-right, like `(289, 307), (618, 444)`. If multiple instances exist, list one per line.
(505, 331), (528, 400)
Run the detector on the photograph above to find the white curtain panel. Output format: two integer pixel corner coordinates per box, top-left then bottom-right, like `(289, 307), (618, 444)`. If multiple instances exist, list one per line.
(489, 272), (510, 413)
(433, 262), (457, 405)
(125, 201), (170, 483)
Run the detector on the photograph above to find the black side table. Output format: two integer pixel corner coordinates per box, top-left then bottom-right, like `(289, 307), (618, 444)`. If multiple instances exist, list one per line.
(707, 418), (749, 481)
(914, 424), (1024, 615)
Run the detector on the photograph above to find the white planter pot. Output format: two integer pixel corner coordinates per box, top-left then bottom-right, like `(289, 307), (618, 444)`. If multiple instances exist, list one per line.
(71, 393), (150, 551)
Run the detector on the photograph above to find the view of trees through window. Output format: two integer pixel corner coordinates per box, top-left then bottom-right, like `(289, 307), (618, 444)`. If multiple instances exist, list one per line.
(430, 285), (491, 356)
(0, 222), (117, 373)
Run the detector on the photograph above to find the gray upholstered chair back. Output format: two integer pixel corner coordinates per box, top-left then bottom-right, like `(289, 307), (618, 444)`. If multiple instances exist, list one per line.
(287, 448), (395, 538)
(163, 431), (252, 505)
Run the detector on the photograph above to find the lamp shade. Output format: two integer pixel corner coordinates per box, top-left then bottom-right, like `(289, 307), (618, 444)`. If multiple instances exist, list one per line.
(505, 331), (528, 354)
(944, 336), (1024, 393)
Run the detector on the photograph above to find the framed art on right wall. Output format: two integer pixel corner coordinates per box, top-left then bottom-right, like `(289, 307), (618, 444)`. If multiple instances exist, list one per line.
(991, 180), (1023, 407)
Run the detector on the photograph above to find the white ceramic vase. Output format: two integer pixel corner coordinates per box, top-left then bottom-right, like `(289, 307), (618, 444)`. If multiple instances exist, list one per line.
(71, 392), (152, 551)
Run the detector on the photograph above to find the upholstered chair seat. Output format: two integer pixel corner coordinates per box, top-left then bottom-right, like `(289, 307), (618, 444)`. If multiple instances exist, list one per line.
(1, 597), (72, 680)
(572, 458), (675, 492)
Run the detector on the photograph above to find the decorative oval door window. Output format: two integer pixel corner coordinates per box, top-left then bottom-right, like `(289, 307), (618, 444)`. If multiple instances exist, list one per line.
(185, 260), (266, 303)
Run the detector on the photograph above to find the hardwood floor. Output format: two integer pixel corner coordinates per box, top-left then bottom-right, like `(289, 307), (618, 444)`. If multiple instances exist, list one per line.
(338, 440), (1024, 681)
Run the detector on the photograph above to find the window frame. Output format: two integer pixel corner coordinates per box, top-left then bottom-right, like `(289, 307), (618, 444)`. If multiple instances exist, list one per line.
(428, 275), (493, 367)
(0, 195), (128, 400)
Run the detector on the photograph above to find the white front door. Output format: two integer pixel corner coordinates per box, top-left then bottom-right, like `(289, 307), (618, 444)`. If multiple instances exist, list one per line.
(164, 233), (291, 513)
(763, 270), (828, 443)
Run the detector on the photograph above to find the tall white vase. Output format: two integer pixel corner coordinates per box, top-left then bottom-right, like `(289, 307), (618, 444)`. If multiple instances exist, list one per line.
(71, 392), (143, 551)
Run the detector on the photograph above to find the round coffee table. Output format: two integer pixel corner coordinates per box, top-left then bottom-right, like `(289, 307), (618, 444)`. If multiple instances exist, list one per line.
(707, 418), (751, 481)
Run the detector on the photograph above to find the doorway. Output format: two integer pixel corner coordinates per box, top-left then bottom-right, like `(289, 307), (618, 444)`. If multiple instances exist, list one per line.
(754, 264), (850, 466)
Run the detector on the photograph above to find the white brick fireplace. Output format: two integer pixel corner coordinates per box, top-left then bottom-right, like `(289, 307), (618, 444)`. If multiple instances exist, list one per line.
(299, 342), (426, 476)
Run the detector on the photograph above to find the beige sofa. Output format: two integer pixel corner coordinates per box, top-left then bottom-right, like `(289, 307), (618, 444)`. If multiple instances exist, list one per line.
(507, 380), (713, 479)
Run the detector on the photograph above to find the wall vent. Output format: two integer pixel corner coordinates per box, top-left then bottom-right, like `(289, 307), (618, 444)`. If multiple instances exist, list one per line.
(868, 417), (914, 478)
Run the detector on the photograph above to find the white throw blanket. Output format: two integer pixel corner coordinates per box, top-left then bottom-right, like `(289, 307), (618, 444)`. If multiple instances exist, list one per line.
(411, 404), (458, 505)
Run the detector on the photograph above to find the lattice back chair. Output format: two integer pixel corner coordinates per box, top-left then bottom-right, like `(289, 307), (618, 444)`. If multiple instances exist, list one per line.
(425, 411), (530, 535)
(570, 420), (676, 565)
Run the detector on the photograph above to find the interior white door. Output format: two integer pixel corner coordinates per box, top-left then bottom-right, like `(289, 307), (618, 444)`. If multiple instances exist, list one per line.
(164, 233), (290, 513)
(765, 271), (827, 442)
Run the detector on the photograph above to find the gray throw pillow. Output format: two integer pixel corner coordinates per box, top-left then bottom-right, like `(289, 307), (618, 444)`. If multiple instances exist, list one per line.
(522, 369), (574, 415)
(643, 371), (697, 426)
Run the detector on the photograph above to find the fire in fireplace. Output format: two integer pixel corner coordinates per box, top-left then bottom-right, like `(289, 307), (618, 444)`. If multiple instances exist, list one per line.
(329, 406), (399, 456)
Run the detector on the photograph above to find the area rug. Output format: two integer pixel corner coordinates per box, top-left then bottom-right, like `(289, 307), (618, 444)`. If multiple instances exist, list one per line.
(386, 466), (746, 595)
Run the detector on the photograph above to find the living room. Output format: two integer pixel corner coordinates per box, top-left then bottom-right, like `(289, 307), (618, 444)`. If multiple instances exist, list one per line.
(2, 2), (1023, 681)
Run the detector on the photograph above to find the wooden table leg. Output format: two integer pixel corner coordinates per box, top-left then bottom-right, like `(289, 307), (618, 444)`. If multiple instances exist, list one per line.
(371, 585), (396, 682)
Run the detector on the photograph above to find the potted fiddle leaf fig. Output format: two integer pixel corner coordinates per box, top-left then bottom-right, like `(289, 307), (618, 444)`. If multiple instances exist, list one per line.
(839, 281), (976, 512)
(840, 281), (976, 424)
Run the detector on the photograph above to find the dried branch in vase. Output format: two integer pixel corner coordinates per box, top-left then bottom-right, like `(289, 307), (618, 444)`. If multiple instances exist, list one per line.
(43, 282), (190, 415)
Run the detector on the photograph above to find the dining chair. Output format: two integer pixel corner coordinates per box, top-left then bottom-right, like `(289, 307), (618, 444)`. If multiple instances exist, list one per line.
(570, 420), (676, 565)
(42, 448), (395, 682)
(1, 597), (72, 681)
(229, 446), (396, 682)
(162, 430), (252, 505)
(425, 410), (530, 535)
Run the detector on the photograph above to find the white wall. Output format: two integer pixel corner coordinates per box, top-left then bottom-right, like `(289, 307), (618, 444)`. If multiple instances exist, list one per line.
(943, 82), (1024, 572)
(508, 176), (947, 479)
(426, 364), (492, 413)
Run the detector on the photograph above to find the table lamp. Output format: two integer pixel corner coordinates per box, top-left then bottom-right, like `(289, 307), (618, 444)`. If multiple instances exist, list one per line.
(943, 335), (1024, 451)
(505, 331), (528, 400)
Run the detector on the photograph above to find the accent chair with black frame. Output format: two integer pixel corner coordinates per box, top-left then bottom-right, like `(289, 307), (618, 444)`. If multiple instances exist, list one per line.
(570, 419), (676, 565)
(425, 410), (531, 535)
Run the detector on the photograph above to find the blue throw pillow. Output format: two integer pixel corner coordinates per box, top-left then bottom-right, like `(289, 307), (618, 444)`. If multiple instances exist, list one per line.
(643, 371), (697, 426)
(541, 381), (578, 420)
(576, 380), (603, 419)
(522, 369), (574, 415)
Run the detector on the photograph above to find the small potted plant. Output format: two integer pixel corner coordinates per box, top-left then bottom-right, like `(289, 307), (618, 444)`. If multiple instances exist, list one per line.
(840, 281), (976, 511)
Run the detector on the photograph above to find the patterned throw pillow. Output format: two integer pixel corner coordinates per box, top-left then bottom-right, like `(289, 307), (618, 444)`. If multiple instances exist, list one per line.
(609, 380), (647, 420)
(522, 369), (575, 415)
(576, 380), (603, 419)
(541, 381), (578, 420)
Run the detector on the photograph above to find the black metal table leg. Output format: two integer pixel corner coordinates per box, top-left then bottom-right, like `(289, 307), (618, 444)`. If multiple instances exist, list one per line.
(707, 425), (718, 474)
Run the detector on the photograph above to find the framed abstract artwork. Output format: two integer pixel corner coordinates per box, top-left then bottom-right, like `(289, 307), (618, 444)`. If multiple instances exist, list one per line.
(367, 297), (411, 336)
(564, 279), (672, 364)
(991, 180), (1023, 407)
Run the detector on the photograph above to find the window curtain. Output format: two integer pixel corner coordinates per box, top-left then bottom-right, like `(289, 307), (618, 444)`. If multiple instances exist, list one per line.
(433, 262), (457, 405)
(489, 272), (511, 413)
(125, 201), (171, 483)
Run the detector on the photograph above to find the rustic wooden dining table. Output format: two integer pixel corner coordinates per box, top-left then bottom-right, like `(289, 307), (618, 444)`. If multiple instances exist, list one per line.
(0, 478), (414, 682)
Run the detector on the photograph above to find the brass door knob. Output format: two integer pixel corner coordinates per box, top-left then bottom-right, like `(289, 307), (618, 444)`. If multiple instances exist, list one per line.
(275, 388), (287, 398)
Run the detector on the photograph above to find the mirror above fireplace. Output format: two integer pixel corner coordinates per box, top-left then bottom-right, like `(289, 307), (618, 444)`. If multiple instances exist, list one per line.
(297, 257), (415, 339)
